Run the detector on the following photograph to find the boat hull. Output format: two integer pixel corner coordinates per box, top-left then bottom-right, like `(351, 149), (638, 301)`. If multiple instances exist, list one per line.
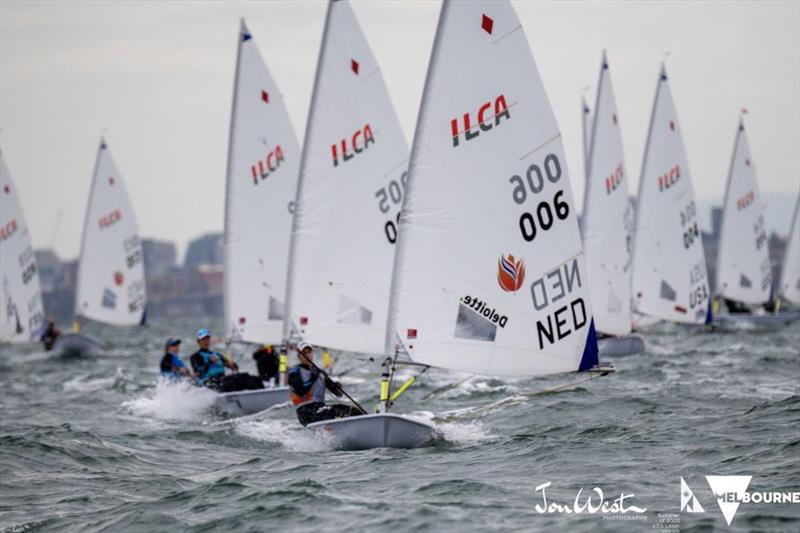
(52, 333), (103, 357)
(714, 309), (800, 329)
(213, 386), (289, 417)
(598, 334), (646, 357)
(307, 413), (439, 451)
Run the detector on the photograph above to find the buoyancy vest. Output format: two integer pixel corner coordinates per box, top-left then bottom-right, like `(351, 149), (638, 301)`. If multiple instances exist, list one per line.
(288, 365), (326, 408)
(190, 349), (225, 383)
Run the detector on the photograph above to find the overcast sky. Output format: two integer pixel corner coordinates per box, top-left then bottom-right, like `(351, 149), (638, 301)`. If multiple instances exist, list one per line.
(1, 0), (798, 261)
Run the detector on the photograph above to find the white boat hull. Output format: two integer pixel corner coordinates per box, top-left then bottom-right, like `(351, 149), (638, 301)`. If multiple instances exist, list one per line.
(307, 413), (439, 451)
(52, 333), (103, 357)
(213, 386), (289, 417)
(598, 334), (646, 357)
(714, 309), (800, 329)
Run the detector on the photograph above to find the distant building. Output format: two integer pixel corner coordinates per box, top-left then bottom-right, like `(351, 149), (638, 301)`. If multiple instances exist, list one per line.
(33, 249), (77, 321)
(142, 238), (176, 279)
(184, 233), (224, 272)
(710, 206), (723, 239)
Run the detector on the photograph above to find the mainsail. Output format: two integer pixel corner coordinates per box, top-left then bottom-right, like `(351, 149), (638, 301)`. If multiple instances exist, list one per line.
(779, 196), (800, 305)
(716, 118), (771, 305)
(631, 65), (710, 324)
(283, 0), (409, 354)
(224, 20), (301, 344)
(581, 51), (634, 336)
(74, 139), (146, 326)
(0, 150), (45, 342)
(386, 0), (598, 377)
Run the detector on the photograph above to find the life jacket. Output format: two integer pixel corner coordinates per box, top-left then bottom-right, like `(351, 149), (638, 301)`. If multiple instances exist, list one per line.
(190, 349), (225, 382)
(288, 365), (326, 407)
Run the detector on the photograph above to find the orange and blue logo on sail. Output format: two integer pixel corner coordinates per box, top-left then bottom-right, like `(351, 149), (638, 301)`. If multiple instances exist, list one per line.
(497, 254), (525, 293)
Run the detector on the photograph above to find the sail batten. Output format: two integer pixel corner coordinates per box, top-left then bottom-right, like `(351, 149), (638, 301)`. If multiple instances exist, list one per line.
(74, 139), (146, 326)
(0, 150), (45, 342)
(386, 0), (596, 377)
(224, 19), (301, 344)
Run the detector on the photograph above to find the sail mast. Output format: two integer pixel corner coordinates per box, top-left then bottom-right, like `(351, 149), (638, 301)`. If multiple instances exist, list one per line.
(282, 0), (335, 344)
(74, 138), (105, 319)
(222, 19), (246, 340)
(385, 0), (450, 356)
(715, 116), (743, 298)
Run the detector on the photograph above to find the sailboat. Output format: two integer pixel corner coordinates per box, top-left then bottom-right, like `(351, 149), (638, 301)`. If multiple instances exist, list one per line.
(214, 20), (300, 416)
(306, 0), (611, 451)
(630, 65), (711, 328)
(0, 149), (46, 344)
(777, 196), (800, 308)
(581, 51), (644, 356)
(713, 116), (798, 327)
(283, 0), (409, 356)
(54, 138), (146, 355)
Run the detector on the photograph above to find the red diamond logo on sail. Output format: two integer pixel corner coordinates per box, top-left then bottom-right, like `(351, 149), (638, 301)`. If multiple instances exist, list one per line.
(481, 14), (494, 34)
(108, 176), (115, 185)
(498, 254), (525, 292)
(669, 120), (675, 131)
(113, 271), (124, 286)
(300, 316), (308, 325)
(239, 316), (246, 324)
(407, 328), (417, 339)
(351, 59), (359, 75)
(261, 90), (269, 104)
(3, 185), (9, 194)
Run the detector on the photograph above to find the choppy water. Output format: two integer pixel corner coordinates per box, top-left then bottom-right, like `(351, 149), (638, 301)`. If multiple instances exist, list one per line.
(1, 318), (799, 532)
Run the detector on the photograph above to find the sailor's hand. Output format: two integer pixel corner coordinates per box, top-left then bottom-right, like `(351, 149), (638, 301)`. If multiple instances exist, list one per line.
(210, 355), (218, 363)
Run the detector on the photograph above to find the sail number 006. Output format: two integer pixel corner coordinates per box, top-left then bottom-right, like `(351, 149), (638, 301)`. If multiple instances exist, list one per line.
(509, 153), (569, 241)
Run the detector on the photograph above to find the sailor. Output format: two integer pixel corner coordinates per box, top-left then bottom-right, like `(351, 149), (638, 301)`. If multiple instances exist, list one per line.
(288, 341), (361, 426)
(189, 328), (264, 392)
(159, 338), (194, 381)
(40, 319), (61, 351)
(253, 344), (279, 385)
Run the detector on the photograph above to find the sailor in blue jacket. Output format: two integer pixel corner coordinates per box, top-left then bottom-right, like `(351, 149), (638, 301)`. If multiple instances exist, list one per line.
(159, 338), (194, 381)
(189, 328), (264, 392)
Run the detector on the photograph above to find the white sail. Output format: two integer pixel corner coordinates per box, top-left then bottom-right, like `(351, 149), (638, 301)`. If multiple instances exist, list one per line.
(779, 196), (800, 305)
(631, 65), (710, 324)
(0, 150), (45, 342)
(74, 139), (146, 326)
(385, 0), (598, 377)
(224, 20), (302, 344)
(581, 52), (634, 336)
(283, 0), (409, 354)
(716, 119), (771, 305)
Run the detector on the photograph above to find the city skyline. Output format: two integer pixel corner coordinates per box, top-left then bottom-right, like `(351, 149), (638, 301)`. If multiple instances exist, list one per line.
(2, 0), (799, 260)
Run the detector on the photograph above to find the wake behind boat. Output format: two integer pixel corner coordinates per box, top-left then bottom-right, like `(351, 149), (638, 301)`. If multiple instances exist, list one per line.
(213, 386), (289, 417)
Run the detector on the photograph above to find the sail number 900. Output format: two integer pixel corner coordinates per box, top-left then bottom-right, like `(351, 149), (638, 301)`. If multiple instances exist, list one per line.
(508, 153), (569, 241)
